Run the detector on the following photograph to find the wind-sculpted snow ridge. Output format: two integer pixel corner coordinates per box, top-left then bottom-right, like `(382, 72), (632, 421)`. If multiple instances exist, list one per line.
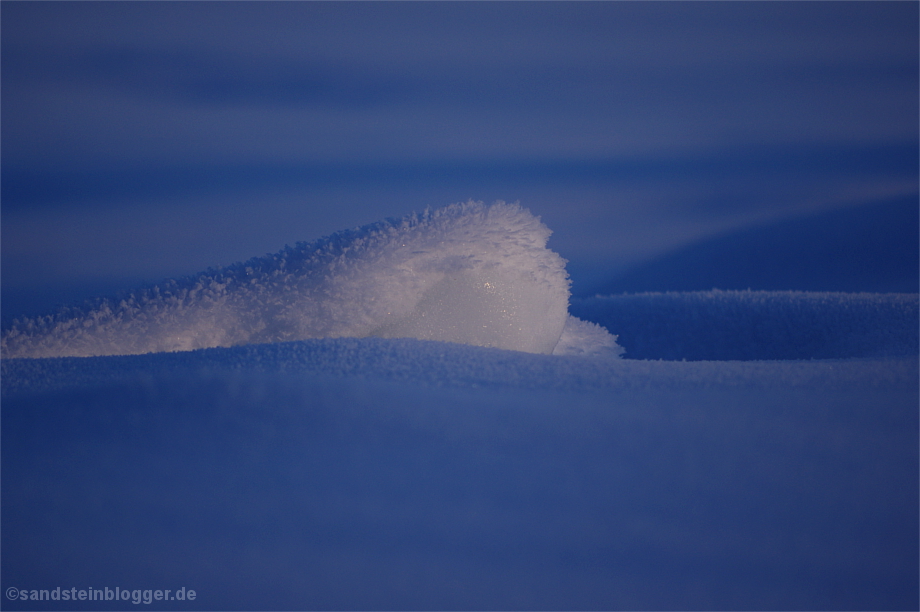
(2, 201), (616, 359)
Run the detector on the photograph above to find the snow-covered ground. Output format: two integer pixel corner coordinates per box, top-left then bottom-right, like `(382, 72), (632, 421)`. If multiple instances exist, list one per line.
(2, 203), (917, 610)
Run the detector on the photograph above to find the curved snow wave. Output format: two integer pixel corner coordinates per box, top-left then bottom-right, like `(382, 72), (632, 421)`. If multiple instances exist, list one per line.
(3, 201), (595, 358)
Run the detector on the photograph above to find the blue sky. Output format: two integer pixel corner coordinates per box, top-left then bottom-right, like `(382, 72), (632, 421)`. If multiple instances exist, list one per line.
(2, 1), (917, 318)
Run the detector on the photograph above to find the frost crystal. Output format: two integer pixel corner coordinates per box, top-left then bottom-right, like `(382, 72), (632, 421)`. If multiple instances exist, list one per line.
(2, 201), (603, 358)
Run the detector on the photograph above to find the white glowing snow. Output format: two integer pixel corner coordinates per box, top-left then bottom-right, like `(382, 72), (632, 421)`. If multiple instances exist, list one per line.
(2, 201), (616, 358)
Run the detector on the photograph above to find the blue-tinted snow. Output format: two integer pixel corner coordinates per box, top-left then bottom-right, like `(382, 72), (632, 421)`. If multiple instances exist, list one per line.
(1, 202), (917, 610)
(2, 290), (918, 610)
(1, 202), (589, 358)
(1, 331), (917, 400)
(587, 194), (920, 296)
(572, 290), (919, 361)
(2, 351), (917, 610)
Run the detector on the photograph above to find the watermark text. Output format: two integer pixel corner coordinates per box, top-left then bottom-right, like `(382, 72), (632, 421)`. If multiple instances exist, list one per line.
(6, 586), (196, 605)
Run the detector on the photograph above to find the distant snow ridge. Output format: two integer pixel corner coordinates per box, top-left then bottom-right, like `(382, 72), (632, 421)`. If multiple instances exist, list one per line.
(2, 201), (616, 358)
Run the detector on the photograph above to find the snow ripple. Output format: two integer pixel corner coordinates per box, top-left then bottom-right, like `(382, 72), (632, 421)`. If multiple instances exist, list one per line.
(2, 201), (617, 358)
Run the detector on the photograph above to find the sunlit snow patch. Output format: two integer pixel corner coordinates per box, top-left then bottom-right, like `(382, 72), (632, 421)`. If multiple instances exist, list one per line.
(2, 201), (619, 358)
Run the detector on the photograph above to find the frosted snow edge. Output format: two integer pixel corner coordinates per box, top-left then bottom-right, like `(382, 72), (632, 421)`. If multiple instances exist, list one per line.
(2, 201), (588, 358)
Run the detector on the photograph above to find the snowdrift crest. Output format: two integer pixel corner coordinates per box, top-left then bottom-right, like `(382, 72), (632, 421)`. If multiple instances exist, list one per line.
(2, 201), (597, 358)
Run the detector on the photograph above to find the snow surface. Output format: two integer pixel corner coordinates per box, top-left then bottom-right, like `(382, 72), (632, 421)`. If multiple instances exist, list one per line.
(2, 336), (917, 610)
(2, 202), (611, 358)
(572, 290), (919, 361)
(1, 205), (917, 610)
(588, 194), (920, 296)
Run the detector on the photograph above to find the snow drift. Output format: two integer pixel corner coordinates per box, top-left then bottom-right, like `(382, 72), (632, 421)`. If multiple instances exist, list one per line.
(572, 290), (919, 360)
(2, 341), (917, 610)
(2, 286), (917, 609)
(2, 201), (612, 358)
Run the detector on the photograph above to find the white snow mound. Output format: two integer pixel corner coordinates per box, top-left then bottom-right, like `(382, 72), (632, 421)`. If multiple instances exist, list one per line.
(2, 201), (599, 358)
